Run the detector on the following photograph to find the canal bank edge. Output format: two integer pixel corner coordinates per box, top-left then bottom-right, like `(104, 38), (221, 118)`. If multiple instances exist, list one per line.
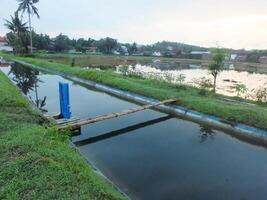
(12, 59), (267, 146)
(0, 70), (126, 199)
(6, 71), (130, 200)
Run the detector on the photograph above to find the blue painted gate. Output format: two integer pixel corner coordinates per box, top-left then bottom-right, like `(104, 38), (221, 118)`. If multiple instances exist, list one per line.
(59, 82), (71, 119)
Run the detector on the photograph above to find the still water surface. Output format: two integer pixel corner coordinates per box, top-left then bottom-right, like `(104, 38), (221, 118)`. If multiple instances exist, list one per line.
(122, 64), (267, 98)
(1, 63), (267, 200)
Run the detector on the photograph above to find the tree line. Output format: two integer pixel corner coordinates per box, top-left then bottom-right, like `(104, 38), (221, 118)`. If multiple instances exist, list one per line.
(3, 2), (208, 57)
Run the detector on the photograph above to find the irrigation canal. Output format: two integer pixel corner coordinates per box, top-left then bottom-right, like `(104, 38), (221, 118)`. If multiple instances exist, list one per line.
(1, 63), (267, 200)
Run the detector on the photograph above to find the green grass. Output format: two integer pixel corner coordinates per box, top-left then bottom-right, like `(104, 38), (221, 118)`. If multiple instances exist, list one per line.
(0, 71), (125, 199)
(1, 52), (267, 130)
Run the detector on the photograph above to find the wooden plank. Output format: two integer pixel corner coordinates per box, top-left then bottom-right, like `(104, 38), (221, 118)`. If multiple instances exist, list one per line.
(55, 117), (80, 125)
(44, 112), (61, 120)
(58, 99), (177, 130)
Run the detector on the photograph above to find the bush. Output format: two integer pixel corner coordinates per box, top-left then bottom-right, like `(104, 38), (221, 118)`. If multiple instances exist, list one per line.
(117, 65), (129, 76)
(193, 77), (213, 96)
(255, 87), (267, 103)
(175, 74), (186, 86)
(163, 71), (175, 83)
(230, 83), (248, 97)
(71, 58), (75, 67)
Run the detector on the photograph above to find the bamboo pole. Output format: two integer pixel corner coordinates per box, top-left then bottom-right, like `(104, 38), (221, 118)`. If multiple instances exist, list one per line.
(58, 99), (177, 130)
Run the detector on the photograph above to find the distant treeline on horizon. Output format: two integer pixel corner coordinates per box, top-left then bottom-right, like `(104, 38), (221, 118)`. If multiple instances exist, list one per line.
(2, 31), (267, 62)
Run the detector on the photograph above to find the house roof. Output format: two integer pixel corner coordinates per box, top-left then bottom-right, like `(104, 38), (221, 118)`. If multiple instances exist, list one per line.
(0, 36), (6, 43)
(190, 51), (210, 55)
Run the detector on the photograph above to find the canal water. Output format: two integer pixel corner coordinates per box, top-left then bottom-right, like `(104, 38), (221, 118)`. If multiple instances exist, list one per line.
(1, 63), (267, 200)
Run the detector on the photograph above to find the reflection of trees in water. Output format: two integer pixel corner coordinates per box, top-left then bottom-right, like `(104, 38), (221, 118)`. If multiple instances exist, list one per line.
(9, 63), (47, 112)
(199, 125), (216, 143)
(9, 63), (38, 95)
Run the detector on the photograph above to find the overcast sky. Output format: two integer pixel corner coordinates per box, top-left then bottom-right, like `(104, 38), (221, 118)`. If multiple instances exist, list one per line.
(1, 0), (267, 49)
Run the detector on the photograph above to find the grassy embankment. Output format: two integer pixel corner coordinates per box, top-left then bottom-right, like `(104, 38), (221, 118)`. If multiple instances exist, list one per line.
(0, 70), (124, 199)
(1, 52), (267, 130)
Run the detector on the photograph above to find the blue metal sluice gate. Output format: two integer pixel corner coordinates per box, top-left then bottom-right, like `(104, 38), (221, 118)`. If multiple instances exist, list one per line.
(59, 82), (71, 119)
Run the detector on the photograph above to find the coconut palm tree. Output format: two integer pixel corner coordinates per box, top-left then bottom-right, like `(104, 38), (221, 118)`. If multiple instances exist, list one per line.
(4, 12), (28, 34)
(4, 12), (29, 54)
(17, 0), (40, 54)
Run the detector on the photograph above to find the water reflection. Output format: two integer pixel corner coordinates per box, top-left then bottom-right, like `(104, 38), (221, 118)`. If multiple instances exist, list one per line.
(9, 63), (47, 112)
(74, 115), (173, 146)
(199, 125), (216, 143)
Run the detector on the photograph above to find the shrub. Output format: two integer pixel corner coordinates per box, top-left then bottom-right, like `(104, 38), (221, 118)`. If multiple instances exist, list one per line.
(255, 87), (267, 103)
(71, 58), (75, 67)
(163, 71), (175, 83)
(230, 83), (248, 97)
(117, 65), (129, 76)
(193, 77), (213, 96)
(175, 74), (186, 85)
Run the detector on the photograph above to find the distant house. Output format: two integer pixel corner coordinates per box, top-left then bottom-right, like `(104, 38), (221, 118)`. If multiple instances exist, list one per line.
(132, 53), (143, 56)
(116, 45), (129, 55)
(0, 36), (13, 52)
(27, 46), (37, 52)
(142, 51), (152, 56)
(259, 56), (267, 64)
(167, 46), (173, 51)
(68, 49), (76, 54)
(0, 36), (5, 42)
(190, 51), (210, 59)
(152, 52), (162, 57)
(230, 54), (238, 61)
(68, 49), (82, 54)
(120, 46), (128, 53)
(190, 51), (210, 55)
(112, 50), (120, 55)
(235, 55), (248, 62)
(85, 46), (98, 54)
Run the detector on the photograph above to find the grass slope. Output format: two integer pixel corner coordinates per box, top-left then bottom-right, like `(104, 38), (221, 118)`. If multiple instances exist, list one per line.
(1, 52), (267, 130)
(0, 71), (124, 199)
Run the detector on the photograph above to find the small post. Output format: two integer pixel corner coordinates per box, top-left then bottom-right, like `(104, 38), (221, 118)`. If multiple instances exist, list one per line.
(59, 82), (71, 119)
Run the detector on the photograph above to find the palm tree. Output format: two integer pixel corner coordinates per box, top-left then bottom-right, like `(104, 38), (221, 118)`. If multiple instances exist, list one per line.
(17, 0), (40, 54)
(4, 12), (29, 54)
(4, 12), (28, 34)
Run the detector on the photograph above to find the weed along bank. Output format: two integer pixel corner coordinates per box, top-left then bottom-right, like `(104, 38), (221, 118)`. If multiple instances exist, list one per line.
(1, 61), (267, 199)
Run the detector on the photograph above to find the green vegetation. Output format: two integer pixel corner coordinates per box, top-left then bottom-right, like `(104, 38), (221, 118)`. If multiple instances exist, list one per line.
(17, 0), (40, 54)
(4, 12), (29, 55)
(193, 77), (213, 96)
(0, 69), (124, 199)
(1, 52), (267, 130)
(230, 84), (248, 97)
(209, 48), (228, 93)
(255, 86), (267, 103)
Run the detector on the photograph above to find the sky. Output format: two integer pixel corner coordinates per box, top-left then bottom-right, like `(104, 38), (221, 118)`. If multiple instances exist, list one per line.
(1, 0), (267, 50)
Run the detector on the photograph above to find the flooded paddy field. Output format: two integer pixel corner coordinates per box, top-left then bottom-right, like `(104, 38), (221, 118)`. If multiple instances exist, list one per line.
(119, 64), (267, 98)
(1, 63), (267, 200)
(37, 54), (267, 73)
(37, 54), (267, 99)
